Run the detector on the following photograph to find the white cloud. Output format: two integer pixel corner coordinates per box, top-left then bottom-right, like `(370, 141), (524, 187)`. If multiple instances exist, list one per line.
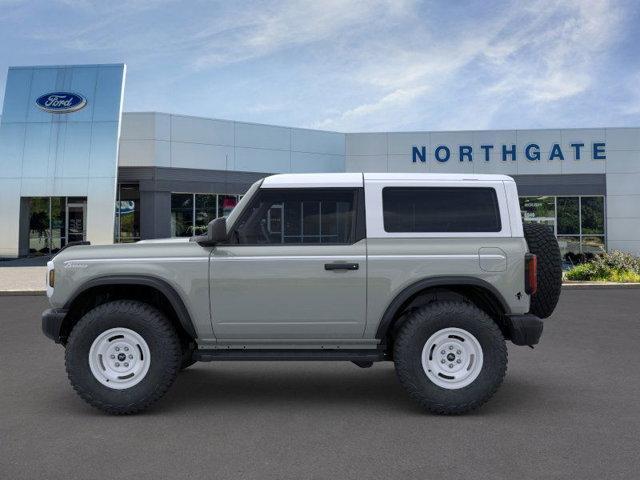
(482, 0), (621, 103)
(190, 0), (413, 69)
(2, 0), (631, 130)
(313, 85), (428, 130)
(314, 0), (625, 130)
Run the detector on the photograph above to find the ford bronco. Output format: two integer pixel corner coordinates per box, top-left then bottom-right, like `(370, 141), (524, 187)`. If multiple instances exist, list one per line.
(42, 173), (562, 414)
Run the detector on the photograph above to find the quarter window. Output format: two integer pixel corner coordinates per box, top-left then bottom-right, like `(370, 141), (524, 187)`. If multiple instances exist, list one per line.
(233, 189), (357, 245)
(382, 187), (501, 233)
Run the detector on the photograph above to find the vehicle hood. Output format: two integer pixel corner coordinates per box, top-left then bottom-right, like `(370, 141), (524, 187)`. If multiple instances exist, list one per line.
(51, 237), (201, 264)
(136, 237), (190, 244)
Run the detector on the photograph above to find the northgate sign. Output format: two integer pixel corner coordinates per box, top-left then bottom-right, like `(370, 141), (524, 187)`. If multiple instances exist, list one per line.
(412, 142), (606, 163)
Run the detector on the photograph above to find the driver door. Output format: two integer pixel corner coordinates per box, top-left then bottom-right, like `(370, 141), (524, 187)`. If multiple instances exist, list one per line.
(209, 187), (367, 340)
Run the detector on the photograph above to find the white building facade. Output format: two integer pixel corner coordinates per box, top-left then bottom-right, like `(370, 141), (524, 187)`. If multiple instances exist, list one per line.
(1, 64), (639, 259)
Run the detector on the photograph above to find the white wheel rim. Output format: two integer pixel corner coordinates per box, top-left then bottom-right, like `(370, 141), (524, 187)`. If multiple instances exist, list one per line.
(421, 327), (483, 389)
(88, 328), (151, 390)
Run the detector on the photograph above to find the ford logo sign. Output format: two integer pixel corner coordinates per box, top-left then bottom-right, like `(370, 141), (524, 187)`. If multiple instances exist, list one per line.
(35, 92), (87, 114)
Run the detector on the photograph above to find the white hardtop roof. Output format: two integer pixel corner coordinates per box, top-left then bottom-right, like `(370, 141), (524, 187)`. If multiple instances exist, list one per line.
(262, 173), (364, 188)
(262, 172), (513, 188)
(363, 173), (514, 182)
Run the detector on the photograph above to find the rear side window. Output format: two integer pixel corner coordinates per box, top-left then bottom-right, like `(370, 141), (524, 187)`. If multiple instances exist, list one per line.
(382, 187), (501, 233)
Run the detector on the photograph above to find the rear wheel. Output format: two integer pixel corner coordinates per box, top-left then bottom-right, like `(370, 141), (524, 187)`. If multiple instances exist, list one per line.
(65, 300), (181, 414)
(394, 301), (507, 414)
(523, 222), (562, 319)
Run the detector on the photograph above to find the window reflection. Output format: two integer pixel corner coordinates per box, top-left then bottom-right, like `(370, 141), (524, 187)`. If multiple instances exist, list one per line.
(557, 197), (579, 235)
(170, 193), (242, 238)
(519, 195), (605, 259)
(27, 196), (87, 255)
(115, 184), (140, 243)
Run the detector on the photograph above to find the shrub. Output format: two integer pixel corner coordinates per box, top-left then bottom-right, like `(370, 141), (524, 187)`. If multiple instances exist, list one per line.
(592, 250), (640, 273)
(608, 270), (640, 283)
(565, 263), (597, 281)
(565, 250), (640, 282)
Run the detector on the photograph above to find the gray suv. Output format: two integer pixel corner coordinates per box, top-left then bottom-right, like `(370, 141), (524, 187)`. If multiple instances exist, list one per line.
(42, 173), (562, 414)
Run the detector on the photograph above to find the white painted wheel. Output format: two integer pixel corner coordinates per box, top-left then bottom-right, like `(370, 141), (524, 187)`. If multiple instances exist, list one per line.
(421, 327), (483, 390)
(88, 328), (151, 390)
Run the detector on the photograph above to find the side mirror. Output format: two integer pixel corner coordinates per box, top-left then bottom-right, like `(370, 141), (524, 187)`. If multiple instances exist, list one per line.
(207, 217), (227, 244)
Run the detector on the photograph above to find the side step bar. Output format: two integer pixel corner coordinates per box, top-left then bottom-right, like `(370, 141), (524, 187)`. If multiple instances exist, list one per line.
(193, 349), (386, 362)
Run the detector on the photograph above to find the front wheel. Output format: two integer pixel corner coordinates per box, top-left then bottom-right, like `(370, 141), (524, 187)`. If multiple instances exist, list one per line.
(65, 300), (182, 414)
(394, 301), (507, 414)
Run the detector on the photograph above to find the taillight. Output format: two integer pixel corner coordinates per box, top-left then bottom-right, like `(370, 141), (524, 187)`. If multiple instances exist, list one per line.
(525, 253), (537, 295)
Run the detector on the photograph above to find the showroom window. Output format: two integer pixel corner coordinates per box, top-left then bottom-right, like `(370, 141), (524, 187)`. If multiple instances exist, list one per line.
(25, 196), (87, 255)
(232, 189), (356, 245)
(519, 196), (605, 258)
(115, 184), (140, 243)
(171, 193), (242, 237)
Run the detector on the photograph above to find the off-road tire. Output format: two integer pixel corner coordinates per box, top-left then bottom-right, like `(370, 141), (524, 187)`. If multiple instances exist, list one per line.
(65, 300), (181, 414)
(394, 301), (507, 415)
(523, 222), (562, 319)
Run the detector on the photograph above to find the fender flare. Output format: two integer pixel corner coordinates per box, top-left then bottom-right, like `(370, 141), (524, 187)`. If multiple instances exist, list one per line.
(375, 276), (510, 340)
(64, 275), (197, 339)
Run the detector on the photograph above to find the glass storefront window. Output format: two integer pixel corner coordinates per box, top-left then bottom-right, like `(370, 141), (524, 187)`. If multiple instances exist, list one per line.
(558, 236), (581, 258)
(171, 194), (194, 237)
(582, 236), (606, 255)
(28, 198), (50, 255)
(115, 184), (140, 243)
(50, 197), (65, 253)
(581, 197), (605, 234)
(218, 195), (238, 218)
(557, 197), (579, 235)
(194, 194), (216, 236)
(520, 195), (606, 260)
(26, 196), (87, 256)
(170, 193), (242, 237)
(519, 196), (555, 232)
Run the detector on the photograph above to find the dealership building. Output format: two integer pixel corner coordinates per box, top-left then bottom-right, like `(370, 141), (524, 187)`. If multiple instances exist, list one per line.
(1, 63), (639, 258)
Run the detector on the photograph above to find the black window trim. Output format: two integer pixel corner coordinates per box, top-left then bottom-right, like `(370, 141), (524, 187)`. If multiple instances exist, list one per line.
(381, 185), (503, 234)
(223, 187), (366, 247)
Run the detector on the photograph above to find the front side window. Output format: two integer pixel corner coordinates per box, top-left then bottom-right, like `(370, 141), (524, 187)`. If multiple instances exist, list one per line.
(232, 189), (356, 245)
(382, 187), (501, 233)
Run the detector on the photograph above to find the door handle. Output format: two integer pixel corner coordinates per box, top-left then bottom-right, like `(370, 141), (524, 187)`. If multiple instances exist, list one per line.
(324, 262), (359, 271)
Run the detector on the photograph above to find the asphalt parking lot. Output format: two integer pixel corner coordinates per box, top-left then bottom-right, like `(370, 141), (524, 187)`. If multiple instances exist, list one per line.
(1, 289), (639, 479)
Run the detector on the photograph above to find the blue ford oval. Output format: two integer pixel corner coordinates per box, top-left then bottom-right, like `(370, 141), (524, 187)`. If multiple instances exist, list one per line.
(35, 92), (87, 114)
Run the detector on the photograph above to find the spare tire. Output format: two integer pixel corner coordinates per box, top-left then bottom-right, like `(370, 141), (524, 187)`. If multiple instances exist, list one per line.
(523, 223), (562, 319)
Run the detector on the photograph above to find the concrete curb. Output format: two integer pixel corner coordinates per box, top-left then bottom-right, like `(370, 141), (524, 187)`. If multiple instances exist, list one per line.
(562, 282), (640, 289)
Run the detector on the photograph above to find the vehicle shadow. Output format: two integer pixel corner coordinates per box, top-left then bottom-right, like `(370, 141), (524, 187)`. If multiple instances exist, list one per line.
(152, 362), (550, 416)
(159, 362), (412, 413)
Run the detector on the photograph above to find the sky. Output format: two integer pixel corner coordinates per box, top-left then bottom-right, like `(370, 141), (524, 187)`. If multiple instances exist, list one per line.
(0, 0), (639, 132)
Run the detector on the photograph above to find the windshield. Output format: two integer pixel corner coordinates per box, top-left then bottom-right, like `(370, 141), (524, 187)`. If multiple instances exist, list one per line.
(225, 179), (263, 233)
